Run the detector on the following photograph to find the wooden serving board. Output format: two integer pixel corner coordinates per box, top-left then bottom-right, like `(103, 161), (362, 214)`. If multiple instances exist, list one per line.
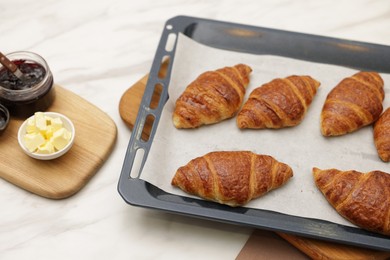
(119, 73), (390, 259)
(0, 85), (117, 199)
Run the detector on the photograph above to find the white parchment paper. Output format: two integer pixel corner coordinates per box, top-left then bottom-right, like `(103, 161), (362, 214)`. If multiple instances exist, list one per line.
(140, 33), (390, 227)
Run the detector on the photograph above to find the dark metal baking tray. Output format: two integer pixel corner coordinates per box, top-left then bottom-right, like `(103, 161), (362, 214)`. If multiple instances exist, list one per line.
(118, 15), (390, 251)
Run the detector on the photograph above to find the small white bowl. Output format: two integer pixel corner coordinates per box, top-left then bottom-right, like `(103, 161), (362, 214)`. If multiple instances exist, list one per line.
(18, 112), (75, 160)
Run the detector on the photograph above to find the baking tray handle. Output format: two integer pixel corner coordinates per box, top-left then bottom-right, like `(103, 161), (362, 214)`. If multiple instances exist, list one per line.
(118, 17), (186, 197)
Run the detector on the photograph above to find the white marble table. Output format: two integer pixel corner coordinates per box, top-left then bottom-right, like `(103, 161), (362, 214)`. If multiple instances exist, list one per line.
(1, 1), (389, 259)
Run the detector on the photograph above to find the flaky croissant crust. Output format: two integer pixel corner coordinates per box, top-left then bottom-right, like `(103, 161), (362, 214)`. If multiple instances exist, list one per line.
(171, 151), (293, 207)
(313, 167), (390, 236)
(321, 71), (385, 136)
(237, 75), (320, 129)
(173, 64), (252, 129)
(374, 108), (390, 162)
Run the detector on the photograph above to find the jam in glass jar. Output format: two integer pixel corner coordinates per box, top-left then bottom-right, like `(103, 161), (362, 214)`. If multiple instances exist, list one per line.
(0, 51), (55, 118)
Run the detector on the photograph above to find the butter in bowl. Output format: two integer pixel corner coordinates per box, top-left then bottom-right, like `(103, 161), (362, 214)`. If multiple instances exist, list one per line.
(18, 111), (75, 160)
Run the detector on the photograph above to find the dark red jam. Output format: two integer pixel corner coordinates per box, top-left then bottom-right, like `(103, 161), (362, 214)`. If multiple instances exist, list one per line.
(0, 53), (55, 118)
(0, 60), (46, 90)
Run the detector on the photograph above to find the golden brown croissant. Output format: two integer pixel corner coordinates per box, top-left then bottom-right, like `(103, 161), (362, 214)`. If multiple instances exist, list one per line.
(173, 64), (252, 128)
(171, 151), (293, 207)
(374, 108), (390, 162)
(321, 71), (384, 136)
(313, 167), (390, 236)
(236, 75), (320, 129)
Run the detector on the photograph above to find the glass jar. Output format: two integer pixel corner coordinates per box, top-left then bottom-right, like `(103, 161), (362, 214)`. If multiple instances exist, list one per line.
(0, 51), (55, 118)
(0, 103), (9, 134)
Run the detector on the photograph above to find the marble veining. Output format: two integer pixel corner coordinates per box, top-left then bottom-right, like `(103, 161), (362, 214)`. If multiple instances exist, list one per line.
(1, 0), (389, 259)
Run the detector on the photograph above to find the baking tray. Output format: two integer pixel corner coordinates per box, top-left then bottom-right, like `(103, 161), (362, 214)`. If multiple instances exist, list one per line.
(118, 15), (390, 251)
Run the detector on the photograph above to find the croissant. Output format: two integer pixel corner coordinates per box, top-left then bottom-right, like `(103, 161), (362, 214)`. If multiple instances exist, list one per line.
(321, 71), (384, 136)
(374, 108), (390, 162)
(313, 167), (390, 236)
(173, 64), (252, 128)
(236, 75), (320, 129)
(171, 151), (293, 207)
